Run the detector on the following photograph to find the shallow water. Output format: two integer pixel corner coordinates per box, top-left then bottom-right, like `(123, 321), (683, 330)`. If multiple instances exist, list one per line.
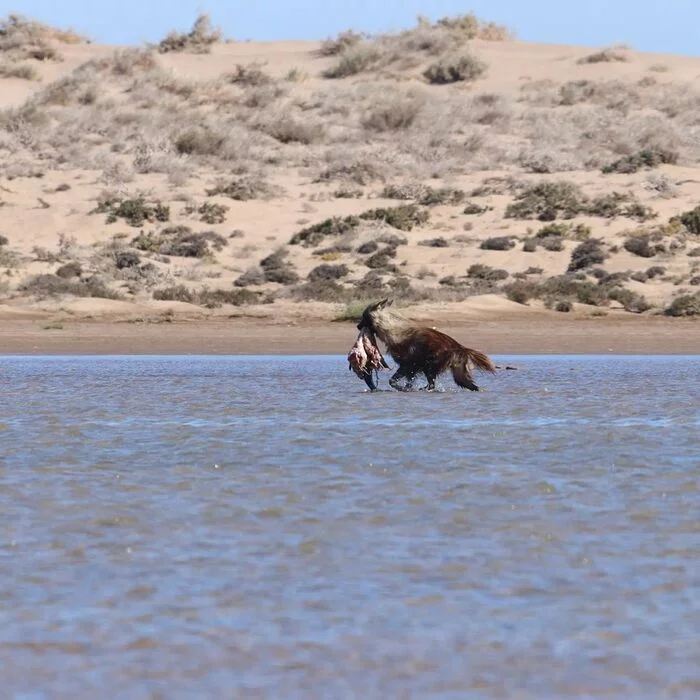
(1, 354), (699, 698)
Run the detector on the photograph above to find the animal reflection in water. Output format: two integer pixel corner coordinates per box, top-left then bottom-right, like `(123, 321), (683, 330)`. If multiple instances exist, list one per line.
(348, 299), (497, 392)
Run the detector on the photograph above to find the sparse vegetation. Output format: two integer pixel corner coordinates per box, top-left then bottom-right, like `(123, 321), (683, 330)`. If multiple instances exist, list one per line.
(664, 293), (700, 317)
(578, 46), (629, 65)
(602, 149), (677, 174)
(95, 197), (170, 227)
(505, 182), (655, 222)
(423, 52), (487, 85)
(157, 14), (222, 54)
(568, 239), (608, 272)
(480, 236), (515, 251)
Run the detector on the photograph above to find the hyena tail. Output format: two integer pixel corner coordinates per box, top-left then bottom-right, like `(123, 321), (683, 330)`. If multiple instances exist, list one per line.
(451, 347), (496, 391)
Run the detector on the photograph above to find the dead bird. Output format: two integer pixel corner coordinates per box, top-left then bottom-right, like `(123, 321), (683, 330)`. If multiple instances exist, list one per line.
(347, 327), (390, 391)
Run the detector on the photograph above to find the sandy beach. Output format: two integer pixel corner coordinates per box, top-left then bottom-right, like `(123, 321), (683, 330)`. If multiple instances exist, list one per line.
(1, 314), (697, 355)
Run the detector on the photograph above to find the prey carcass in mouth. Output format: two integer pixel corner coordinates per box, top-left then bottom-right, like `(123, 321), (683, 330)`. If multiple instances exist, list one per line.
(347, 328), (390, 390)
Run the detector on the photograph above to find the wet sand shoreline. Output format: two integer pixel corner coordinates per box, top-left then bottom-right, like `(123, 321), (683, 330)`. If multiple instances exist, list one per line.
(1, 316), (698, 356)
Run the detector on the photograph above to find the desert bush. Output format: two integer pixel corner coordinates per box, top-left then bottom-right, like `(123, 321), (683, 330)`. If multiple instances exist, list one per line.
(423, 52), (486, 84)
(359, 205), (428, 231)
(602, 148), (677, 174)
(260, 116), (324, 144)
(96, 197), (170, 227)
(676, 206), (700, 235)
(153, 284), (195, 302)
(55, 261), (82, 278)
(463, 202), (491, 215)
(688, 247), (700, 257)
(362, 93), (424, 132)
(568, 239), (608, 272)
(623, 235), (659, 258)
(19, 274), (119, 299)
(0, 234), (8, 246)
(505, 181), (585, 221)
(535, 222), (590, 240)
(0, 60), (39, 80)
(322, 43), (380, 78)
(578, 46), (629, 64)
(480, 236), (515, 251)
(376, 232), (408, 246)
(173, 127), (225, 156)
(539, 236), (565, 252)
(555, 300), (572, 312)
(206, 175), (275, 200)
(505, 182), (654, 222)
(522, 238), (537, 253)
(366, 247), (398, 270)
(290, 215), (360, 247)
(607, 287), (651, 313)
(503, 279), (538, 304)
(467, 264), (508, 281)
(665, 293), (700, 316)
(418, 187), (465, 206)
(157, 14), (222, 54)
(357, 241), (379, 255)
(318, 29), (364, 57)
(233, 267), (264, 287)
(312, 243), (353, 257)
(308, 263), (349, 282)
(197, 202), (228, 224)
(226, 62), (273, 86)
(259, 248), (299, 285)
(419, 237), (449, 247)
(290, 279), (350, 303)
(114, 251), (141, 269)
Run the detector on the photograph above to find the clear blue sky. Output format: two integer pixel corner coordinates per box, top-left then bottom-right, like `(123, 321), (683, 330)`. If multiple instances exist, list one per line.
(3, 0), (698, 56)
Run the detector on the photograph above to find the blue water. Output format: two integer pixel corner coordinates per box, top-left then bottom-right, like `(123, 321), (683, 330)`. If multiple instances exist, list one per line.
(0, 355), (698, 698)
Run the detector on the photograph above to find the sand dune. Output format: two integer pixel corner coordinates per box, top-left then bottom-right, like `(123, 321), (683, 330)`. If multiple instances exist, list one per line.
(1, 12), (700, 349)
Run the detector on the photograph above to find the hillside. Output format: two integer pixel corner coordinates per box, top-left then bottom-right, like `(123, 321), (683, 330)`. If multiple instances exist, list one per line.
(2, 12), (700, 326)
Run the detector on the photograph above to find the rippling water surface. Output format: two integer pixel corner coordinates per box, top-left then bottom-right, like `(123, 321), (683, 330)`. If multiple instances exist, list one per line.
(1, 354), (699, 698)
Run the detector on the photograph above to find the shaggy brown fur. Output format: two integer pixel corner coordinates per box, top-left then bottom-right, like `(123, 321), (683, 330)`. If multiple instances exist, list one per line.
(357, 298), (496, 391)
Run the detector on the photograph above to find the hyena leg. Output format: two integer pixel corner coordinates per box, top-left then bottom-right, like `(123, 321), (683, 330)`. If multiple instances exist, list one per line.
(421, 371), (437, 391)
(389, 366), (417, 392)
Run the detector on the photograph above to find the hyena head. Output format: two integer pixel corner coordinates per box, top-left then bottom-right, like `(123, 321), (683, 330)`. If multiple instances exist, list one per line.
(357, 298), (392, 334)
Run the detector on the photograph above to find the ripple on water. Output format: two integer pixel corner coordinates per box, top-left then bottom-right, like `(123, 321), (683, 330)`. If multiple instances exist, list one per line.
(0, 354), (698, 697)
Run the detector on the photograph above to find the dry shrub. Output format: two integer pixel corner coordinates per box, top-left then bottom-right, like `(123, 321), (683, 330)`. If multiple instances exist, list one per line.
(0, 60), (39, 80)
(423, 52), (487, 85)
(258, 115), (324, 144)
(226, 62), (273, 87)
(362, 92), (425, 132)
(19, 274), (120, 300)
(568, 239), (608, 272)
(308, 263), (349, 282)
(578, 46), (629, 64)
(157, 14), (222, 54)
(480, 236), (515, 251)
(602, 148), (677, 174)
(322, 44), (380, 78)
(318, 30), (364, 57)
(665, 293), (700, 317)
(206, 174), (277, 200)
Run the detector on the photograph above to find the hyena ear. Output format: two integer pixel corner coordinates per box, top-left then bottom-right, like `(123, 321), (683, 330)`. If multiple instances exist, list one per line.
(376, 298), (390, 309)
